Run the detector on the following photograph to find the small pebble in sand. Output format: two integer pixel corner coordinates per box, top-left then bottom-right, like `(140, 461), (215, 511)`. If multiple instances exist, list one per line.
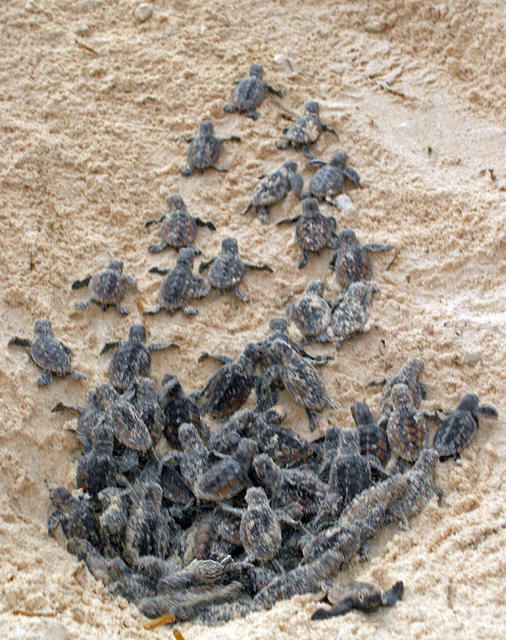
(335, 194), (356, 214)
(135, 3), (153, 23)
(25, 0), (36, 11)
(75, 22), (89, 35)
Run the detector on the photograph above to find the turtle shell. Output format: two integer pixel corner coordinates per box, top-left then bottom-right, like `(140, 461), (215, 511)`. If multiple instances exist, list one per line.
(326, 581), (383, 611)
(310, 165), (345, 199)
(195, 457), (248, 502)
(240, 505), (282, 564)
(158, 267), (196, 312)
(333, 247), (371, 288)
(331, 296), (368, 341)
(295, 213), (333, 251)
(162, 394), (202, 448)
(276, 468), (328, 514)
(161, 211), (197, 249)
(89, 270), (125, 305)
(329, 453), (372, 505)
(30, 335), (71, 374)
(107, 403), (152, 451)
(291, 296), (331, 337)
(285, 114), (321, 144)
(387, 409), (428, 462)
(251, 171), (290, 206)
(303, 523), (360, 562)
(433, 410), (477, 457)
(233, 76), (266, 110)
(209, 255), (246, 289)
(205, 363), (254, 418)
(282, 357), (329, 409)
(256, 425), (316, 466)
(160, 465), (194, 504)
(357, 424), (390, 467)
(188, 137), (221, 170)
(109, 342), (151, 391)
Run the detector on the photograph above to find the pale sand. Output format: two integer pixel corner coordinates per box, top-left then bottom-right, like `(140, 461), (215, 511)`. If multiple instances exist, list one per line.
(0, 1), (505, 638)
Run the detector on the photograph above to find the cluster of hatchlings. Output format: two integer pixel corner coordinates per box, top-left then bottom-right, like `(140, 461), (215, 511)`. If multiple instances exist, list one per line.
(8, 64), (498, 627)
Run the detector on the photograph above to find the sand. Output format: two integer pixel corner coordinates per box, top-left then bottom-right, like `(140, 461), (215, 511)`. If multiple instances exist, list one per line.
(0, 0), (505, 638)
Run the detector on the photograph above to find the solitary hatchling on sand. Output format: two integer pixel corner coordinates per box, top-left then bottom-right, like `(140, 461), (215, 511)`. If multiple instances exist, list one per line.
(331, 281), (377, 348)
(199, 236), (273, 302)
(286, 280), (333, 344)
(312, 580), (403, 620)
(145, 248), (210, 315)
(276, 101), (339, 158)
(224, 63), (282, 118)
(329, 229), (393, 289)
(101, 324), (179, 391)
(386, 383), (429, 466)
(239, 161), (303, 224)
(433, 393), (498, 459)
(181, 121), (240, 176)
(276, 197), (339, 268)
(307, 151), (361, 205)
(72, 259), (137, 315)
(146, 195), (216, 253)
(9, 318), (85, 386)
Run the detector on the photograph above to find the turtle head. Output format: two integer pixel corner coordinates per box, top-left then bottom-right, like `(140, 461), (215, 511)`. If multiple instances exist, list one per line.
(245, 486), (268, 507)
(249, 64), (264, 78)
(235, 438), (257, 466)
(305, 101), (319, 115)
(348, 281), (374, 304)
(390, 383), (412, 408)
(339, 429), (360, 453)
(221, 237), (238, 255)
(456, 394), (480, 417)
(282, 161), (298, 174)
(350, 401), (374, 427)
(404, 358), (425, 381)
(306, 280), (325, 297)
(177, 247), (195, 269)
(129, 324), (147, 343)
(95, 382), (119, 409)
(415, 448), (438, 472)
(324, 426), (341, 450)
(107, 259), (124, 273)
(166, 194), (186, 212)
(329, 152), (347, 168)
(34, 318), (53, 337)
(253, 453), (280, 487)
(337, 229), (358, 247)
(268, 337), (292, 362)
(199, 121), (215, 137)
(301, 197), (320, 216)
(160, 373), (182, 398)
(178, 422), (202, 451)
(49, 486), (73, 508)
(269, 317), (288, 334)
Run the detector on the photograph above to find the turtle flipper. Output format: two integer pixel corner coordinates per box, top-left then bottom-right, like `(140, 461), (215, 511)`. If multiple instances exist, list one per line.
(36, 370), (53, 386)
(149, 242), (169, 253)
(71, 276), (91, 290)
(382, 581), (404, 607)
(311, 599), (354, 620)
(8, 337), (31, 348)
(100, 341), (121, 355)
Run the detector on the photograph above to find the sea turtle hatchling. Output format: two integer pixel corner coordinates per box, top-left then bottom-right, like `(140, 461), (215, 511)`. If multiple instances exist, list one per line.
(330, 282), (378, 349)
(312, 580), (403, 620)
(9, 318), (86, 386)
(158, 374), (207, 448)
(261, 338), (337, 431)
(145, 195), (216, 253)
(239, 161), (303, 224)
(199, 237), (273, 302)
(224, 63), (283, 118)
(72, 259), (137, 315)
(48, 487), (100, 547)
(329, 229), (393, 289)
(351, 401), (390, 468)
(386, 383), (429, 466)
(145, 248), (210, 315)
(275, 101), (339, 158)
(101, 324), (179, 391)
(286, 280), (333, 345)
(238, 487), (283, 564)
(373, 358), (427, 423)
(307, 152), (361, 205)
(276, 197), (339, 268)
(433, 394), (498, 460)
(181, 121), (241, 176)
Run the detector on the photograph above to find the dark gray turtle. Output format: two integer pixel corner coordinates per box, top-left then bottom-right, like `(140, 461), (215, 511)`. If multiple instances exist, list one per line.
(181, 121), (240, 176)
(329, 229), (392, 288)
(125, 378), (165, 446)
(433, 394), (498, 460)
(9, 319), (85, 386)
(145, 194), (216, 253)
(372, 358), (427, 422)
(286, 280), (333, 344)
(194, 438), (258, 502)
(198, 343), (263, 418)
(51, 389), (104, 453)
(327, 430), (373, 507)
(276, 197), (339, 268)
(330, 281), (378, 348)
(165, 423), (210, 496)
(224, 63), (282, 118)
(301, 518), (370, 564)
(145, 248), (210, 315)
(97, 486), (131, 556)
(312, 580), (403, 620)
(307, 151), (361, 205)
(48, 487), (100, 547)
(351, 401), (390, 468)
(275, 101), (339, 158)
(158, 374), (206, 448)
(261, 338), (337, 431)
(101, 324), (179, 391)
(253, 411), (320, 466)
(239, 161), (303, 224)
(72, 259), (137, 315)
(386, 449), (443, 528)
(182, 511), (224, 563)
(199, 236), (273, 302)
(95, 382), (152, 452)
(76, 423), (117, 498)
(386, 383), (429, 465)
(239, 487), (282, 564)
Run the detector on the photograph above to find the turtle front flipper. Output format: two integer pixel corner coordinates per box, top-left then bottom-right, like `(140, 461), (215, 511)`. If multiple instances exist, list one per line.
(311, 599), (355, 620)
(298, 250), (309, 269)
(194, 217), (216, 231)
(149, 242), (169, 253)
(145, 215), (164, 228)
(276, 215), (300, 226)
(71, 276), (91, 290)
(265, 84), (283, 98)
(8, 337), (31, 348)
(209, 165), (229, 173)
(382, 581), (404, 607)
(224, 103), (237, 113)
(243, 262), (273, 272)
(100, 340), (121, 355)
(70, 369), (86, 381)
(37, 370), (53, 386)
(321, 122), (339, 138)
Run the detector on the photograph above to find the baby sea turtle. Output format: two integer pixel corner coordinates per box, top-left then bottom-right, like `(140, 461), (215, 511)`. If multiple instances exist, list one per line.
(181, 121), (241, 176)
(76, 424), (117, 498)
(126, 378), (166, 446)
(276, 101), (339, 158)
(52, 390), (103, 453)
(261, 339), (336, 431)
(286, 280), (333, 344)
(194, 438), (258, 502)
(386, 383), (428, 465)
(375, 358), (427, 421)
(307, 152), (361, 205)
(239, 161), (303, 224)
(72, 259), (137, 315)
(9, 318), (85, 386)
(145, 248), (210, 315)
(166, 423), (210, 497)
(329, 229), (393, 289)
(312, 580), (403, 620)
(239, 487), (282, 564)
(276, 197), (339, 268)
(48, 487), (100, 547)
(433, 394), (498, 460)
(331, 282), (377, 349)
(198, 343), (262, 418)
(146, 195), (216, 253)
(199, 236), (273, 302)
(327, 430), (372, 507)
(158, 374), (206, 448)
(351, 401), (390, 467)
(224, 63), (282, 118)
(101, 324), (179, 391)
